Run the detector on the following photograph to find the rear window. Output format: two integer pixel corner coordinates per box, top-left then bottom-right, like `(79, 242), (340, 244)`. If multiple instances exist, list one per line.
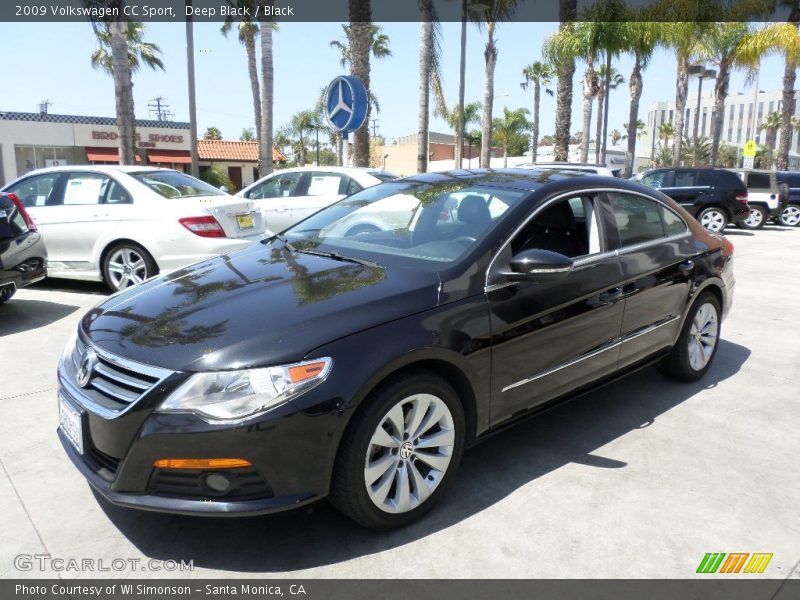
(130, 170), (226, 199)
(747, 173), (772, 189)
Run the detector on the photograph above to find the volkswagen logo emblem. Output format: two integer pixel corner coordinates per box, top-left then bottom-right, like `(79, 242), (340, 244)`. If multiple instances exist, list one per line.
(76, 348), (96, 388)
(399, 441), (414, 460)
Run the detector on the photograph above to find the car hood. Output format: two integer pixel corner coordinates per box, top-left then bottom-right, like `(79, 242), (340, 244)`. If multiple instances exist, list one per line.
(81, 241), (440, 372)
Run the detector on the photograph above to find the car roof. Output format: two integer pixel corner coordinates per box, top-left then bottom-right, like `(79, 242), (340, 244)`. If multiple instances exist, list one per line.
(391, 168), (598, 192)
(12, 165), (173, 176)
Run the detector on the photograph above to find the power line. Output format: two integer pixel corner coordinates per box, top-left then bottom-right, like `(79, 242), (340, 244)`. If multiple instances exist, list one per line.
(148, 97), (174, 122)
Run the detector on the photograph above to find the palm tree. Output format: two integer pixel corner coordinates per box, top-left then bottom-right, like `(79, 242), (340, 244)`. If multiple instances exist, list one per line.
(203, 126), (223, 140)
(417, 0), (447, 173)
(760, 111), (782, 168)
(493, 107), (531, 167)
(471, 0), (517, 168)
(329, 23), (391, 68)
(90, 19), (164, 165)
(290, 110), (320, 166)
(681, 136), (712, 165)
(658, 121), (675, 146)
(610, 129), (622, 146)
(698, 23), (772, 166)
(259, 14), (274, 175)
(553, 0), (577, 162)
(521, 61), (554, 163)
(221, 3), (262, 152)
(622, 119), (647, 140)
(595, 65), (625, 164)
(621, 20), (660, 177)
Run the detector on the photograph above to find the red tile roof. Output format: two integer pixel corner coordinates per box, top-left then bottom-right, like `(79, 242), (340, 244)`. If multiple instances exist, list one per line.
(197, 139), (286, 162)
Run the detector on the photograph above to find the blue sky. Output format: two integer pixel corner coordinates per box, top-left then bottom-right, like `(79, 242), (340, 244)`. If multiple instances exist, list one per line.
(0, 21), (788, 143)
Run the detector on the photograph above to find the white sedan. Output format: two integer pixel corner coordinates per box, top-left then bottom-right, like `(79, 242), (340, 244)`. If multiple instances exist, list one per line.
(237, 166), (397, 233)
(1, 166), (266, 291)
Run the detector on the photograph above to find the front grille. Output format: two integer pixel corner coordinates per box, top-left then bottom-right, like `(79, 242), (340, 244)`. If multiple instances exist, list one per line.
(71, 336), (170, 412)
(148, 468), (274, 501)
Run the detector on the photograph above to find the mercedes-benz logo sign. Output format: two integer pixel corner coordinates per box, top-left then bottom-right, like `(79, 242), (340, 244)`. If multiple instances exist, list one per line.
(324, 75), (368, 133)
(76, 348), (96, 388)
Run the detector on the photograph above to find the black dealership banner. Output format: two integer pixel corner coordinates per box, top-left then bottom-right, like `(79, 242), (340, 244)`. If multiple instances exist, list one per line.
(4, 580), (800, 600)
(1, 0), (797, 23)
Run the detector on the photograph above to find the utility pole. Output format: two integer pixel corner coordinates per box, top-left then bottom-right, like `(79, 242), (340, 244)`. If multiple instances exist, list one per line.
(370, 118), (379, 139)
(455, 0), (467, 169)
(148, 97), (174, 122)
(185, 0), (199, 178)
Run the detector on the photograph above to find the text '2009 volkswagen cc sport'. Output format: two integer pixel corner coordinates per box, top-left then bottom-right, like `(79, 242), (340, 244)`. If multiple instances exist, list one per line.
(57, 169), (734, 530)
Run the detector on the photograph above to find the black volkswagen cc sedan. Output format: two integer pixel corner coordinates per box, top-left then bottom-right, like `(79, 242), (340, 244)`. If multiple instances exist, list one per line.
(57, 169), (734, 530)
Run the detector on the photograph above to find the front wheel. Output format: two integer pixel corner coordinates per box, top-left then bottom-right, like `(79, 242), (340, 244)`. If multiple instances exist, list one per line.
(330, 371), (465, 530)
(657, 292), (721, 381)
(781, 203), (800, 227)
(737, 205), (767, 230)
(697, 207), (728, 233)
(102, 243), (157, 292)
(0, 284), (16, 304)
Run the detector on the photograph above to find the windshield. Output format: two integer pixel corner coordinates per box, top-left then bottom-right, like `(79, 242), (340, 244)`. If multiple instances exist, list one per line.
(284, 180), (527, 270)
(130, 170), (227, 199)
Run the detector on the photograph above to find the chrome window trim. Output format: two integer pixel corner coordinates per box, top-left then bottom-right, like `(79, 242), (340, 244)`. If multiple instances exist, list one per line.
(484, 187), (690, 291)
(501, 315), (681, 393)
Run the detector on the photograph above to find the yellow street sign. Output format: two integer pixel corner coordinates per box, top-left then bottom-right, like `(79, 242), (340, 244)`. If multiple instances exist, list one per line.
(743, 140), (757, 157)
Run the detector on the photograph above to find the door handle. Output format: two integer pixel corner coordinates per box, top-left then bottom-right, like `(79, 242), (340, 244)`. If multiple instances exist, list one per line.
(599, 287), (624, 305)
(677, 260), (695, 273)
(275, 207), (289, 213)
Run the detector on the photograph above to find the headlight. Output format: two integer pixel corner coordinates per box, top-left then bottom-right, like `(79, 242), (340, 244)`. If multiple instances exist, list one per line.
(157, 357), (332, 422)
(59, 326), (79, 367)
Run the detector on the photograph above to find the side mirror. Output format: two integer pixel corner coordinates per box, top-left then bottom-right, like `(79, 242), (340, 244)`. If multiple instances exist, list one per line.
(505, 249), (574, 281)
(219, 185), (229, 193)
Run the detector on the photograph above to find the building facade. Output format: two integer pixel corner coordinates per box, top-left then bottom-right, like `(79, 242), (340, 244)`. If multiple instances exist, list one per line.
(0, 110), (192, 187)
(644, 89), (800, 168)
(197, 139), (286, 192)
(381, 132), (504, 176)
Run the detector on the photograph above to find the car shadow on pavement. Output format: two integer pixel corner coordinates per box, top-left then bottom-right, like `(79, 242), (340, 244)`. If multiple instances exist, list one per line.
(97, 339), (751, 574)
(0, 299), (80, 337)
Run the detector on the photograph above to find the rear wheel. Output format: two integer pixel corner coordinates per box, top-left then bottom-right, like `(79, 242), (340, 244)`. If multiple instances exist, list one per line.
(697, 207), (728, 233)
(781, 203), (800, 227)
(0, 284), (16, 304)
(330, 371), (465, 530)
(102, 243), (157, 292)
(737, 205), (767, 230)
(657, 292), (721, 381)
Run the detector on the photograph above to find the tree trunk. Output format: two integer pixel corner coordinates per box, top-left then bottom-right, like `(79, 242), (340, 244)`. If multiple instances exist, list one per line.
(767, 127), (778, 168)
(595, 87), (604, 164)
(417, 10), (432, 174)
(709, 60), (730, 167)
(777, 21), (799, 170)
(244, 27), (262, 171)
(672, 54), (689, 167)
(531, 80), (540, 162)
(480, 24), (497, 169)
(110, 19), (136, 165)
(503, 142), (508, 168)
(336, 133), (343, 166)
(601, 52), (611, 163)
(347, 3), (372, 168)
(554, 1), (577, 162)
(625, 52), (643, 178)
(580, 56), (596, 163)
(259, 22), (274, 176)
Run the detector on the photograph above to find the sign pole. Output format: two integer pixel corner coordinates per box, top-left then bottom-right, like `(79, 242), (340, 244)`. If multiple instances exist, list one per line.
(342, 131), (350, 167)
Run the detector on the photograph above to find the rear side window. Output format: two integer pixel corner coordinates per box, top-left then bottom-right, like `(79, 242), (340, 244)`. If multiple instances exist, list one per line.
(747, 173), (771, 189)
(777, 172), (800, 187)
(698, 170), (745, 189)
(63, 173), (109, 205)
(674, 171), (696, 187)
(660, 206), (689, 236)
(606, 193), (687, 247)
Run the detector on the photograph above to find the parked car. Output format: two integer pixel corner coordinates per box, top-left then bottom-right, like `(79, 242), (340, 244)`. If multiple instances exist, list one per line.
(1, 166), (266, 292)
(776, 171), (800, 227)
(237, 166), (398, 233)
(635, 167), (750, 232)
(57, 169), (734, 529)
(513, 161), (623, 178)
(0, 192), (47, 303)
(729, 169), (788, 229)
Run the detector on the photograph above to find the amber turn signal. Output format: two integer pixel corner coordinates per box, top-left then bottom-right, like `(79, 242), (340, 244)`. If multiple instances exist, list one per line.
(288, 360), (328, 384)
(153, 458), (252, 469)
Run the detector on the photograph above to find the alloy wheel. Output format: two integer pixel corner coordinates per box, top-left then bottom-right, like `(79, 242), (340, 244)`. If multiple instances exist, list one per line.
(743, 208), (764, 228)
(364, 393), (455, 514)
(781, 205), (800, 227)
(700, 210), (726, 232)
(107, 247), (149, 290)
(687, 302), (719, 371)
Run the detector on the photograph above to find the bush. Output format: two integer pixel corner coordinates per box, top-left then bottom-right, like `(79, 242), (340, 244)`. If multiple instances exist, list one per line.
(199, 165), (236, 193)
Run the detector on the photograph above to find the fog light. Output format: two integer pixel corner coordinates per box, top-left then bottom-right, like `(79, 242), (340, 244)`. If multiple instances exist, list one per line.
(152, 458), (252, 469)
(204, 473), (231, 493)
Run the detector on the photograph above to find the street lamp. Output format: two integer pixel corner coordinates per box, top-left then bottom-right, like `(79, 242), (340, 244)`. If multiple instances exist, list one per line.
(688, 63), (716, 166)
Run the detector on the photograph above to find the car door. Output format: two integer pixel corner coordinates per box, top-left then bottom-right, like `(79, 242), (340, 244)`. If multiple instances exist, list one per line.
(658, 169), (709, 217)
(486, 192), (627, 424)
(600, 191), (696, 369)
(242, 171), (304, 232)
(288, 171), (352, 225)
(4, 172), (67, 262)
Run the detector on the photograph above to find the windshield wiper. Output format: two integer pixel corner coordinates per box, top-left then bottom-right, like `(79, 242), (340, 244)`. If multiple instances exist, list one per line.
(263, 232), (296, 252)
(295, 248), (380, 268)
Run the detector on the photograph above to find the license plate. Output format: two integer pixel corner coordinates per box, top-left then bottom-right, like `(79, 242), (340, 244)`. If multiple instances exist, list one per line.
(59, 395), (84, 455)
(236, 213), (255, 230)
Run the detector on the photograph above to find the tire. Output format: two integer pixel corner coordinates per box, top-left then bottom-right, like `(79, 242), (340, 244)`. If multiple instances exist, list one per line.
(781, 203), (800, 227)
(737, 205), (767, 230)
(697, 207), (728, 233)
(329, 370), (466, 530)
(344, 223), (381, 237)
(0, 284), (16, 304)
(102, 243), (157, 293)
(657, 292), (721, 382)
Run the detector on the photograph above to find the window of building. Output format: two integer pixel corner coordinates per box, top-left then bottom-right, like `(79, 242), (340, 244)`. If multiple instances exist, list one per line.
(13, 145), (80, 177)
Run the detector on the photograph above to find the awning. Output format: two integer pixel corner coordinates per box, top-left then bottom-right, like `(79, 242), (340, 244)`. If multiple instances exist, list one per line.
(86, 147), (141, 162)
(147, 150), (192, 164)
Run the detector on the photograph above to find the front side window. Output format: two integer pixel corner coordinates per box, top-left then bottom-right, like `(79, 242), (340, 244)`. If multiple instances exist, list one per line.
(284, 181), (526, 269)
(510, 195), (601, 259)
(130, 170), (226, 199)
(607, 192), (687, 247)
(245, 172), (304, 199)
(640, 171), (668, 189)
(6, 173), (60, 207)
